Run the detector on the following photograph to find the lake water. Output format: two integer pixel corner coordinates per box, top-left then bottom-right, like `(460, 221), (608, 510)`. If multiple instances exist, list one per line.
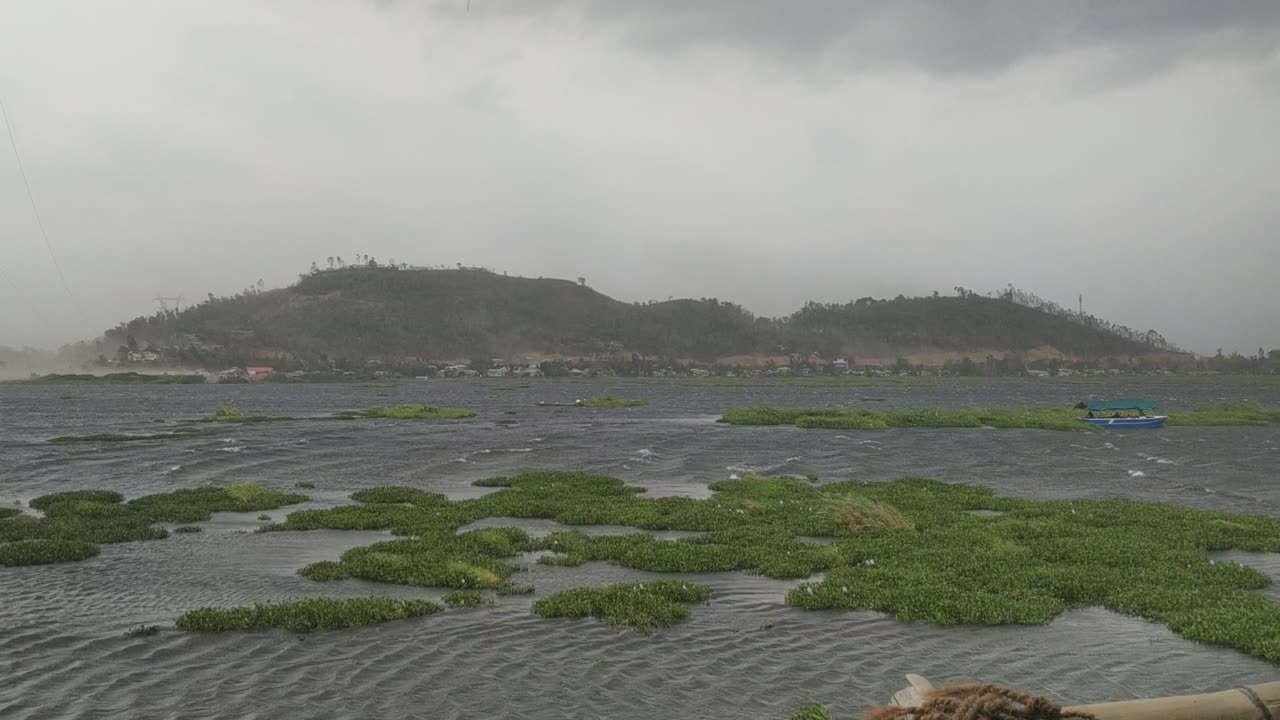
(2, 379), (1279, 719)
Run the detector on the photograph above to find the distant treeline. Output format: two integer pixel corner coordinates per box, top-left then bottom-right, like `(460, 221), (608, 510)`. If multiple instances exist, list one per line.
(84, 265), (1190, 369)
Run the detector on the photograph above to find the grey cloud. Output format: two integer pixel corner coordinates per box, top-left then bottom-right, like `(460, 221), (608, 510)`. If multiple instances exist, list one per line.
(1, 1), (1278, 355)
(452, 0), (1280, 75)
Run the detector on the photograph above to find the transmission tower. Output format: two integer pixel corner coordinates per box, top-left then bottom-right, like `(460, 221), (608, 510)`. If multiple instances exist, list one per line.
(154, 295), (185, 312)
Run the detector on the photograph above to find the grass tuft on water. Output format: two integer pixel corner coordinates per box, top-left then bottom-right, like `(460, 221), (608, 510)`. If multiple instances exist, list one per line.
(331, 404), (476, 420)
(442, 590), (491, 608)
(789, 704), (833, 720)
(126, 624), (161, 637)
(574, 396), (648, 408)
(175, 597), (442, 633)
(533, 580), (712, 632)
(0, 539), (99, 566)
(823, 495), (914, 532)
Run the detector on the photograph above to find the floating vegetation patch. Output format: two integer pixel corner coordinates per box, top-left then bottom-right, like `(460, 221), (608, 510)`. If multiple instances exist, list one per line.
(126, 624), (161, 637)
(1167, 402), (1280, 427)
(720, 403), (1280, 431)
(200, 405), (297, 424)
(351, 486), (445, 505)
(0, 485), (307, 564)
(330, 404), (477, 420)
(442, 590), (491, 608)
(175, 597), (442, 633)
(532, 581), (712, 632)
(719, 406), (1087, 431)
(0, 539), (100, 566)
(295, 482), (317, 489)
(271, 471), (1280, 662)
(293, 527), (535, 594)
(196, 404), (478, 424)
(49, 428), (213, 443)
(789, 705), (833, 720)
(574, 396), (648, 408)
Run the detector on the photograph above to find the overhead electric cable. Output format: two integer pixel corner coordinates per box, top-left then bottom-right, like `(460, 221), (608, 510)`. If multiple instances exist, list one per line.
(1, 95), (84, 320)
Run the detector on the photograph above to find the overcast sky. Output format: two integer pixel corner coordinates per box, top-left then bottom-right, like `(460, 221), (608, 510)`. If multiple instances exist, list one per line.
(2, 0), (1278, 354)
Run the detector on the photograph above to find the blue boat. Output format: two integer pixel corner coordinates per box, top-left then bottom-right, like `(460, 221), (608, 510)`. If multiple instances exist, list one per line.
(1077, 399), (1167, 428)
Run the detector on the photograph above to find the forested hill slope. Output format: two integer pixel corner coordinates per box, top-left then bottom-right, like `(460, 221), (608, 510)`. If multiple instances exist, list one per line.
(100, 267), (1178, 363)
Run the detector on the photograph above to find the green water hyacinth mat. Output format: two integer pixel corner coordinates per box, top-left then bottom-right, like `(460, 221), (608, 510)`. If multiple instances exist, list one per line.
(0, 485), (307, 565)
(7, 472), (1280, 658)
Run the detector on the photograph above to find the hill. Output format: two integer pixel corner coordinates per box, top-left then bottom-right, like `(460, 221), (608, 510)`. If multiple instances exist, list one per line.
(94, 267), (1181, 368)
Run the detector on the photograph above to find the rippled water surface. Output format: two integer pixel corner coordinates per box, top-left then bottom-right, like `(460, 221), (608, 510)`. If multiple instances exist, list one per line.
(2, 378), (1279, 719)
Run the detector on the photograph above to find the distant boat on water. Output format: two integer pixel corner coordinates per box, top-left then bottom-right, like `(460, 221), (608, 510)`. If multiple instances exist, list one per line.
(1075, 399), (1167, 428)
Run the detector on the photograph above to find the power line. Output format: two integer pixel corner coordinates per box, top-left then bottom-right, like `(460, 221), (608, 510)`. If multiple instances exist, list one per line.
(0, 95), (83, 321)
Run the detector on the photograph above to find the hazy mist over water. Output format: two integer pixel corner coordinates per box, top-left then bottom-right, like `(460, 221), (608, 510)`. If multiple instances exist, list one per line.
(2, 1), (1279, 353)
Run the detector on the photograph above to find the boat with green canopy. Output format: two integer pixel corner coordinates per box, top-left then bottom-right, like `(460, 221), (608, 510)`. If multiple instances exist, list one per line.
(1075, 399), (1167, 428)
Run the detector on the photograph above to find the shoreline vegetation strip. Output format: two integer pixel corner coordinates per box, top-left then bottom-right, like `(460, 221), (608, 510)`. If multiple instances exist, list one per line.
(46, 404), (479, 441)
(717, 402), (1280, 431)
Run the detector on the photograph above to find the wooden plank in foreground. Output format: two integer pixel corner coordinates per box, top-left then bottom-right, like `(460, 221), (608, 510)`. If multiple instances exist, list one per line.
(888, 677), (1280, 720)
(1067, 681), (1280, 720)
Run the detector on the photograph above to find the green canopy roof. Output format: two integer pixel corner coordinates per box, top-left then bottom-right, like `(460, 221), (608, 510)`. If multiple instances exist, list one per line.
(1083, 399), (1157, 412)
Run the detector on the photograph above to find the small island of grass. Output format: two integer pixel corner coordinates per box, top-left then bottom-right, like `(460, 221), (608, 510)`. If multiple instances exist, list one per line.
(175, 597), (442, 633)
(0, 484), (307, 566)
(574, 396), (647, 408)
(533, 581), (712, 632)
(0, 539), (100, 566)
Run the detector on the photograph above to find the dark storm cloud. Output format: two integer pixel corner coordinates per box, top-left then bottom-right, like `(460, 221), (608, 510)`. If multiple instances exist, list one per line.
(447, 0), (1280, 74)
